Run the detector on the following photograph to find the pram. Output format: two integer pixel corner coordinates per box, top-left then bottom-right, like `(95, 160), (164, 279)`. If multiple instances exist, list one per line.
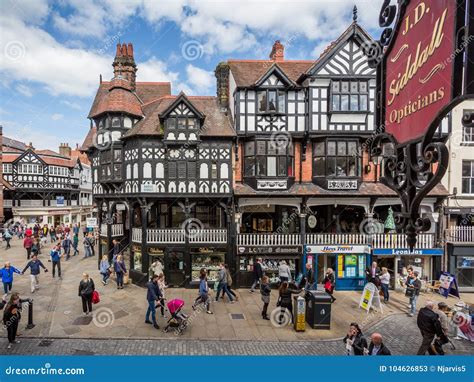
(163, 299), (188, 334)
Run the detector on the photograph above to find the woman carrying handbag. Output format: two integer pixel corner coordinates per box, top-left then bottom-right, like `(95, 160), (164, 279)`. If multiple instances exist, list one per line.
(323, 268), (336, 302)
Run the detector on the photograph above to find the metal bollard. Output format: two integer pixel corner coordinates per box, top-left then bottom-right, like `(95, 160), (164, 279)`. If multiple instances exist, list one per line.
(25, 298), (35, 329)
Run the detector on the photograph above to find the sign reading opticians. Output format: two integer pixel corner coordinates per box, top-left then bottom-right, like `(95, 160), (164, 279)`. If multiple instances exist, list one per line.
(385, 0), (457, 144)
(327, 180), (357, 190)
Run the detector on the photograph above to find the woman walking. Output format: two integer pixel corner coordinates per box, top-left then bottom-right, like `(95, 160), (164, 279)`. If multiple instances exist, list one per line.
(99, 255), (110, 285)
(343, 322), (368, 355)
(278, 260), (292, 283)
(157, 274), (167, 318)
(3, 293), (22, 349)
(260, 275), (271, 320)
(0, 262), (22, 294)
(114, 254), (127, 289)
(78, 273), (95, 316)
(276, 281), (300, 324)
(221, 264), (238, 301)
(323, 268), (336, 302)
(380, 267), (390, 302)
(192, 269), (213, 314)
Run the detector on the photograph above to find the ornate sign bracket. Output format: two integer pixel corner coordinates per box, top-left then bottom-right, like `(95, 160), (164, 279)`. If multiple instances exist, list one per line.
(368, 0), (474, 249)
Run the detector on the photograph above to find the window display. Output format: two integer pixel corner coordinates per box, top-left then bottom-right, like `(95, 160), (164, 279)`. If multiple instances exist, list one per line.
(261, 258), (296, 284)
(191, 249), (225, 282)
(239, 256), (254, 272)
(337, 254), (366, 279)
(131, 244), (142, 271)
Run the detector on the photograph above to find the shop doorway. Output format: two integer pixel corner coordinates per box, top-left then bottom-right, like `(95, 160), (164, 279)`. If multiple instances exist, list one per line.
(166, 250), (186, 287)
(375, 257), (395, 289)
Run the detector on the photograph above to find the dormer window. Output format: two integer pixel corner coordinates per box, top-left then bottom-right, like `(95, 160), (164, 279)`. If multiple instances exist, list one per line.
(111, 117), (121, 128)
(257, 90), (285, 114)
(166, 117), (198, 129)
(330, 80), (368, 112)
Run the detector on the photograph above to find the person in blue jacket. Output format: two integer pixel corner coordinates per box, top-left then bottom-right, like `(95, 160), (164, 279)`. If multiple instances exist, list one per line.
(0, 262), (22, 294)
(22, 254), (48, 293)
(145, 274), (162, 329)
(50, 244), (62, 279)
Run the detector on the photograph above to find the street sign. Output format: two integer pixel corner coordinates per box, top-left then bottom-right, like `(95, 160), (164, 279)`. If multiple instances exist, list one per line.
(384, 0), (457, 144)
(56, 196), (65, 206)
(86, 218), (97, 228)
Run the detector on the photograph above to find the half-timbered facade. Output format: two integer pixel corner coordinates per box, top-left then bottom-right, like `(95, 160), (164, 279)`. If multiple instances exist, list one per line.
(82, 43), (234, 286)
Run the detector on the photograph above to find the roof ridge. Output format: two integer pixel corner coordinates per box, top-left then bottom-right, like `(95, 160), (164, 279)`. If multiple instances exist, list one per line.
(228, 59), (313, 63)
(141, 95), (173, 107)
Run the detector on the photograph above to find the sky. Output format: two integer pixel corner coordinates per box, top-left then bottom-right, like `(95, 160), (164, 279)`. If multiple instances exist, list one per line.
(0, 0), (383, 151)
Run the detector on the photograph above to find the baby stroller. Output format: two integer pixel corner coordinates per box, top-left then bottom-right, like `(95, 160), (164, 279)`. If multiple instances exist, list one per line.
(163, 299), (188, 334)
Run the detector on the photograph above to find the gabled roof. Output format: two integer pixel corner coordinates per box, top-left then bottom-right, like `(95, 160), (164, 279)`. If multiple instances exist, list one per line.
(254, 64), (296, 87)
(159, 92), (205, 120)
(2, 136), (27, 151)
(228, 60), (313, 87)
(299, 22), (375, 80)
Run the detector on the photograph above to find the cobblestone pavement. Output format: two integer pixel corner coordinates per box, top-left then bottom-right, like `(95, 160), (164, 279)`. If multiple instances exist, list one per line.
(1, 313), (473, 355)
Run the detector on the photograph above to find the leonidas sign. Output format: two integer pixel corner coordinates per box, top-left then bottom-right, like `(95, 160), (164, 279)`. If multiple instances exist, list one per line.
(385, 0), (456, 144)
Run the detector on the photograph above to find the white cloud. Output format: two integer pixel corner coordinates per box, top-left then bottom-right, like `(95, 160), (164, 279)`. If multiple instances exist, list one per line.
(137, 57), (179, 83)
(61, 100), (82, 110)
(185, 64), (214, 94)
(51, 113), (63, 120)
(16, 83), (33, 97)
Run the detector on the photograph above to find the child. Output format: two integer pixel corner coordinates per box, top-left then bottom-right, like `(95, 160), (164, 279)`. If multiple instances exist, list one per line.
(192, 269), (213, 314)
(157, 274), (167, 318)
(260, 275), (271, 320)
(31, 239), (40, 257)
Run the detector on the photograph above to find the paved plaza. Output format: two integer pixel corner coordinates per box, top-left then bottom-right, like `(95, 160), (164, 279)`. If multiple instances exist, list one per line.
(1, 237), (473, 355)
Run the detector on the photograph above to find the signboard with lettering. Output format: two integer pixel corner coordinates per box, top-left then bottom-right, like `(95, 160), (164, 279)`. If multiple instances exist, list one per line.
(438, 272), (460, 298)
(327, 180), (357, 190)
(237, 246), (301, 255)
(306, 245), (371, 254)
(86, 218), (97, 228)
(141, 183), (155, 193)
(385, 0), (457, 144)
(373, 248), (443, 256)
(56, 196), (65, 206)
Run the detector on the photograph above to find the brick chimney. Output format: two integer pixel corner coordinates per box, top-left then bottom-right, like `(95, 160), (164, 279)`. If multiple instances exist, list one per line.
(59, 143), (71, 158)
(112, 42), (137, 90)
(269, 40), (284, 61)
(215, 62), (230, 109)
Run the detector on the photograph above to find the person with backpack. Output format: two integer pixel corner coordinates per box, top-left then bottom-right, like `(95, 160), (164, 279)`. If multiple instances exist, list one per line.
(0, 262), (22, 294)
(220, 264), (238, 301)
(23, 236), (33, 260)
(3, 229), (12, 249)
(78, 273), (95, 316)
(22, 254), (48, 293)
(50, 244), (62, 279)
(215, 263), (234, 303)
(114, 254), (127, 289)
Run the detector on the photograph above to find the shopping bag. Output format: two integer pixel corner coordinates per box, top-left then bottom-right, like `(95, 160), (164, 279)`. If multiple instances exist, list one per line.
(92, 290), (100, 304)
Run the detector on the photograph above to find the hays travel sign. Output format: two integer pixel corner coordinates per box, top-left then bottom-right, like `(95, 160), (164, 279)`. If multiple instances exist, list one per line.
(385, 0), (457, 144)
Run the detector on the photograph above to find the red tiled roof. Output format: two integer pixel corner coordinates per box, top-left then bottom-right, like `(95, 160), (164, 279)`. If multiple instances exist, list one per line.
(228, 60), (313, 87)
(89, 84), (143, 118)
(2, 152), (76, 167)
(80, 127), (97, 152)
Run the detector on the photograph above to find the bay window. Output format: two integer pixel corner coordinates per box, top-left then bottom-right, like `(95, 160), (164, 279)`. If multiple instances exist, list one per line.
(244, 140), (294, 178)
(257, 89), (286, 113)
(331, 80), (368, 112)
(313, 139), (360, 177)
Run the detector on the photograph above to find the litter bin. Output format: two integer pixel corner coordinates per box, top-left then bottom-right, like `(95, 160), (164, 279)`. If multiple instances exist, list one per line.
(305, 290), (332, 329)
(293, 295), (306, 332)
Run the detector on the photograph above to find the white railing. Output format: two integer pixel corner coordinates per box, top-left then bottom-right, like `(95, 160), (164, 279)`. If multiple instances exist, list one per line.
(188, 229), (227, 244)
(100, 224), (107, 237)
(370, 233), (433, 249)
(111, 224), (124, 237)
(445, 226), (474, 243)
(21, 200), (43, 207)
(71, 200), (78, 206)
(306, 233), (368, 245)
(147, 229), (186, 244)
(132, 228), (142, 243)
(3, 200), (12, 207)
(237, 234), (301, 246)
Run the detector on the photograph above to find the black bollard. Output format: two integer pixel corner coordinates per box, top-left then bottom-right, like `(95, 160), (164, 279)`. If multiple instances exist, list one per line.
(26, 298), (35, 329)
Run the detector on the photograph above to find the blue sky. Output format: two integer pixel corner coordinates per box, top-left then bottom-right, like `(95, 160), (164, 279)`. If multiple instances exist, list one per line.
(0, 0), (382, 150)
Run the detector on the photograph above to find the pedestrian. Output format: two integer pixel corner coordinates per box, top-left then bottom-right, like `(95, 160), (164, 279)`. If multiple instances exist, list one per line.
(380, 267), (390, 302)
(278, 260), (292, 283)
(437, 302), (450, 336)
(365, 261), (380, 285)
(90, 232), (97, 257)
(83, 233), (92, 258)
(323, 268), (336, 302)
(276, 281), (300, 324)
(112, 239), (120, 261)
(50, 244), (62, 279)
(62, 233), (71, 261)
(31, 238), (40, 257)
(50, 226), (56, 243)
(260, 275), (271, 320)
(221, 264), (238, 301)
(406, 270), (421, 316)
(145, 274), (162, 329)
(192, 269), (213, 314)
(157, 273), (167, 318)
(22, 254), (48, 293)
(416, 301), (446, 355)
(72, 233), (79, 256)
(78, 272), (95, 316)
(305, 263), (315, 290)
(99, 255), (111, 285)
(2, 292), (22, 349)
(215, 263), (234, 303)
(0, 262), (22, 294)
(73, 223), (79, 237)
(343, 322), (368, 356)
(3, 229), (12, 249)
(250, 258), (263, 292)
(150, 258), (164, 278)
(23, 235), (33, 260)
(42, 224), (49, 239)
(367, 333), (391, 355)
(114, 254), (127, 289)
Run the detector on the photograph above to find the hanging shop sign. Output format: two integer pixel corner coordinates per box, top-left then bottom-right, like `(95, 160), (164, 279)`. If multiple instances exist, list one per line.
(86, 218), (97, 228)
(306, 245), (371, 254)
(237, 245), (301, 255)
(116, 204), (126, 211)
(148, 247), (164, 255)
(307, 215), (317, 229)
(56, 196), (65, 206)
(327, 180), (357, 190)
(385, 0), (458, 144)
(373, 248), (443, 256)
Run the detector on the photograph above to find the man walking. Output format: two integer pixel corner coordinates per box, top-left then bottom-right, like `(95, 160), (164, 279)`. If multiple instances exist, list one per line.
(406, 270), (422, 316)
(83, 233), (92, 258)
(50, 244), (62, 279)
(145, 274), (162, 330)
(22, 254), (48, 293)
(250, 258), (263, 292)
(416, 301), (446, 355)
(62, 233), (71, 261)
(23, 235), (33, 260)
(367, 333), (391, 355)
(215, 263), (234, 303)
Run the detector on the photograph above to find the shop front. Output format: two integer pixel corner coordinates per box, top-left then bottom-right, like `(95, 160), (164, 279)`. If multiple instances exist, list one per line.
(372, 248), (443, 288)
(235, 245), (302, 287)
(446, 244), (474, 292)
(306, 245), (370, 290)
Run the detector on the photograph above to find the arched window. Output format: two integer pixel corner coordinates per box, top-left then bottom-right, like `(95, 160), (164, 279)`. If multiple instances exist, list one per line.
(200, 163), (208, 178)
(123, 117), (132, 128)
(143, 162), (152, 178)
(220, 163), (229, 179)
(156, 163), (164, 178)
(126, 164), (131, 179)
(133, 163), (138, 179)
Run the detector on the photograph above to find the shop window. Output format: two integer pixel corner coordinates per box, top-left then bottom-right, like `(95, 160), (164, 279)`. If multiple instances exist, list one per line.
(244, 140), (294, 178)
(191, 249), (225, 282)
(462, 160), (474, 194)
(132, 245), (142, 271)
(313, 139), (360, 178)
(331, 80), (368, 112)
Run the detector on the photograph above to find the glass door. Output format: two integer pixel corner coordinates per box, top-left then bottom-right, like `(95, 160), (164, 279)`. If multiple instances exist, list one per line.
(166, 250), (186, 287)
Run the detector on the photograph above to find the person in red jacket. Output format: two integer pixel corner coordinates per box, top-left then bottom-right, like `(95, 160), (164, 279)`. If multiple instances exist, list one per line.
(23, 236), (33, 260)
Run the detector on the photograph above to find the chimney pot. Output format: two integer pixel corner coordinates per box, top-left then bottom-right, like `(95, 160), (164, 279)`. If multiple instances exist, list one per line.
(116, 43), (121, 57)
(121, 43), (127, 57)
(127, 43), (133, 58)
(270, 40), (284, 62)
